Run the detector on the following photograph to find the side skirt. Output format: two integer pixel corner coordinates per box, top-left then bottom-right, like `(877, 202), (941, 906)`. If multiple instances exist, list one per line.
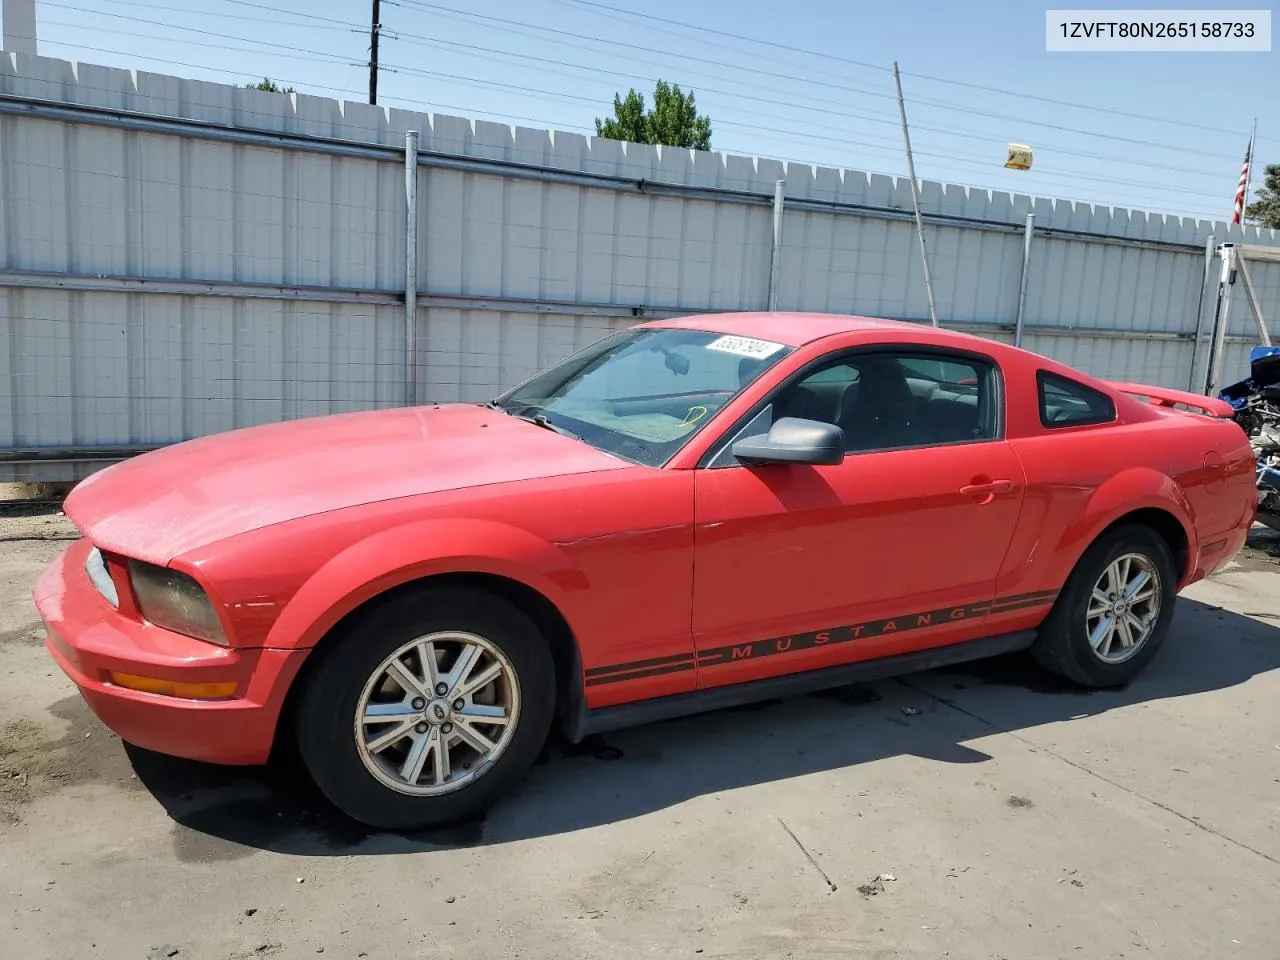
(563, 630), (1037, 742)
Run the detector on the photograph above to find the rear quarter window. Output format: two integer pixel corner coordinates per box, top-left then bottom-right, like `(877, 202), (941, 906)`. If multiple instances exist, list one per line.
(1037, 371), (1116, 428)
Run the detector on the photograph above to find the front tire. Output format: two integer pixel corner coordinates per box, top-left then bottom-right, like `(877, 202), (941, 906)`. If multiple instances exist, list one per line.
(294, 586), (556, 831)
(1031, 524), (1177, 688)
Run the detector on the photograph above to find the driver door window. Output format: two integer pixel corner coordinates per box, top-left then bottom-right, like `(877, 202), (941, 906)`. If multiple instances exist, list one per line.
(707, 350), (998, 467)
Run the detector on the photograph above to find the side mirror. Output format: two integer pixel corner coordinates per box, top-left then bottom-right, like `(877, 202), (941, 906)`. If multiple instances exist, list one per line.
(731, 417), (845, 466)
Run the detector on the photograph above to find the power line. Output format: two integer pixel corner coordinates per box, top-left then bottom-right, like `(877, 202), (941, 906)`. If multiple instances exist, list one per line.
(904, 91), (1240, 159)
(35, 13), (1241, 205)
(541, 0), (886, 73)
(40, 10), (359, 66)
(19, 33), (1233, 219)
(393, 0), (897, 105)
(546, 0), (1272, 146)
(394, 36), (1233, 185)
(26, 35), (587, 132)
(79, 0), (1251, 172)
(75, 0), (361, 31)
(901, 68), (1245, 138)
(377, 65), (1236, 203)
(31, 8), (1251, 215)
(86, 0), (1271, 155)
(379, 28), (1234, 178)
(28, 38), (364, 98)
(385, 0), (1246, 162)
(64, 2), (898, 127)
(401, 0), (863, 83)
(216, 0), (363, 28)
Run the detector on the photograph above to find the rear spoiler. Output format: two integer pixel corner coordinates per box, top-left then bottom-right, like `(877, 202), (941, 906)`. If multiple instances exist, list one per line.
(1106, 381), (1236, 419)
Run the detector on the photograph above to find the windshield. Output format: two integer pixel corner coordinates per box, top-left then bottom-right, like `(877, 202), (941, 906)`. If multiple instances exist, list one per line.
(492, 327), (793, 466)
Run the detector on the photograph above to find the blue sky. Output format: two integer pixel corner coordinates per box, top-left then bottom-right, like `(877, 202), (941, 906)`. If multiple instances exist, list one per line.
(13, 0), (1278, 223)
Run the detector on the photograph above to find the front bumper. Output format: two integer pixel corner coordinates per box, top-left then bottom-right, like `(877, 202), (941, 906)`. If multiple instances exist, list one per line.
(34, 540), (308, 765)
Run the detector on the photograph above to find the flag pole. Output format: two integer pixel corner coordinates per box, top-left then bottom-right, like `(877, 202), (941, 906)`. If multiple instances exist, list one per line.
(1243, 117), (1258, 222)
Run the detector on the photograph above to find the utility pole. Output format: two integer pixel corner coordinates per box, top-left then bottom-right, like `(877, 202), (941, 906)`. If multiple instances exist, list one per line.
(368, 0), (380, 105)
(892, 60), (939, 327)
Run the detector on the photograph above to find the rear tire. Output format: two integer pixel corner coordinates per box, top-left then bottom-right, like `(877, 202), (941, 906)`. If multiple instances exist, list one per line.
(1031, 524), (1177, 688)
(294, 586), (556, 831)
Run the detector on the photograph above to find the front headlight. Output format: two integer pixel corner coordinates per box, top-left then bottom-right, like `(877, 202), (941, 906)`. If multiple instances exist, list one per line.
(127, 560), (228, 646)
(85, 548), (119, 608)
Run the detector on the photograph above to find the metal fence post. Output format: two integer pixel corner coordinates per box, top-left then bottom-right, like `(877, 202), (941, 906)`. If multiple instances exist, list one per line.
(768, 179), (785, 311)
(1013, 213), (1035, 347)
(1187, 233), (1215, 391)
(404, 129), (419, 406)
(893, 60), (939, 327)
(1205, 243), (1236, 396)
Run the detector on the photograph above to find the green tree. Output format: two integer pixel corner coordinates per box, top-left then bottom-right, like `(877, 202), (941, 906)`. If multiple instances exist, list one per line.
(1245, 163), (1280, 229)
(246, 78), (295, 94)
(595, 80), (712, 151)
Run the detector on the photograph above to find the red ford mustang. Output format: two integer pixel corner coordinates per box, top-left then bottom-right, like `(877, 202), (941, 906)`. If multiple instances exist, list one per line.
(34, 312), (1257, 829)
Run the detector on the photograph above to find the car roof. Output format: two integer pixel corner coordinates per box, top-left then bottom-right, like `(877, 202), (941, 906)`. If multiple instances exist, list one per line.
(641, 312), (983, 349)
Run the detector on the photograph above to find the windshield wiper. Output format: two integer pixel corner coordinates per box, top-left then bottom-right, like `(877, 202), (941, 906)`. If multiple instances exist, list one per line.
(512, 412), (583, 442)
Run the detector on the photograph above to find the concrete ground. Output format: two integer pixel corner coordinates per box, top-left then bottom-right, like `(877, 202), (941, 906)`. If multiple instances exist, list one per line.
(2, 507), (1278, 960)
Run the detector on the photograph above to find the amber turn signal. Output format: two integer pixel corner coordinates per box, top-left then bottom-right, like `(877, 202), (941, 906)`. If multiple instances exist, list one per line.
(108, 672), (238, 700)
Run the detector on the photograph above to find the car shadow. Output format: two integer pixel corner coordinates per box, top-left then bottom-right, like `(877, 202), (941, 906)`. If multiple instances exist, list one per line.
(125, 596), (1280, 861)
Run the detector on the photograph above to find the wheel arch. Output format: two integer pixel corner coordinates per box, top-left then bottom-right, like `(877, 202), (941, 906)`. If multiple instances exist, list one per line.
(1030, 493), (1190, 688)
(264, 518), (590, 756)
(1089, 507), (1190, 584)
(277, 570), (583, 752)
(1066, 468), (1198, 587)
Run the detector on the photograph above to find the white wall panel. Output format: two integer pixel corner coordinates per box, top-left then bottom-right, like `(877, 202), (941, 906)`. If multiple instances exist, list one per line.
(2, 51), (1280, 477)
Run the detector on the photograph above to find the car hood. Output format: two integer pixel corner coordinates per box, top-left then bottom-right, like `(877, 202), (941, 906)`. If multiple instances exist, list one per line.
(65, 404), (630, 564)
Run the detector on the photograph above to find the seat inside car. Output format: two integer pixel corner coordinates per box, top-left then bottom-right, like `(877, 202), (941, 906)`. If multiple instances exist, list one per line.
(740, 354), (982, 448)
(838, 357), (921, 451)
(923, 386), (982, 441)
(740, 355), (854, 426)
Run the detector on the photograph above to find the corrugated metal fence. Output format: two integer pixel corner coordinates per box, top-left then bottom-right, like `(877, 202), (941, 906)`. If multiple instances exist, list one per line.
(2, 52), (1279, 482)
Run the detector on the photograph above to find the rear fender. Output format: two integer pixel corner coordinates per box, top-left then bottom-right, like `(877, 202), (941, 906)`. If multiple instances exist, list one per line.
(1060, 467), (1198, 585)
(264, 519), (586, 651)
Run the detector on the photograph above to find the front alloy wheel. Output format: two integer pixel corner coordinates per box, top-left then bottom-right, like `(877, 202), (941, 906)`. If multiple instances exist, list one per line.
(355, 632), (521, 796)
(295, 587), (556, 831)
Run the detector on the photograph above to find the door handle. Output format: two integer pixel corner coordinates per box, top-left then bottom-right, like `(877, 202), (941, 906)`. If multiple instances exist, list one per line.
(960, 479), (1014, 504)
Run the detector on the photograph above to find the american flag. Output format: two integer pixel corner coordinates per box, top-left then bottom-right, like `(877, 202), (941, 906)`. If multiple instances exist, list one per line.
(1231, 135), (1254, 225)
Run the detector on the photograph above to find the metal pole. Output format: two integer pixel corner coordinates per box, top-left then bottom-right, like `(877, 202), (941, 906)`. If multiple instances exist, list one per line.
(1013, 212), (1035, 347)
(1236, 256), (1272, 347)
(404, 130), (419, 406)
(369, 0), (381, 105)
(1187, 233), (1215, 390)
(1205, 244), (1236, 396)
(768, 179), (785, 311)
(1243, 118), (1257, 222)
(892, 60), (939, 327)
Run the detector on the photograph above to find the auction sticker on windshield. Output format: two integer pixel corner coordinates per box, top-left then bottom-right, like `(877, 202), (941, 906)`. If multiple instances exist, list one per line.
(705, 335), (786, 359)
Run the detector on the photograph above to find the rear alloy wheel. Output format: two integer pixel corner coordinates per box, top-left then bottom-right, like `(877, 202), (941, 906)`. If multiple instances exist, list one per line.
(295, 587), (555, 830)
(1032, 524), (1177, 688)
(1084, 554), (1161, 664)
